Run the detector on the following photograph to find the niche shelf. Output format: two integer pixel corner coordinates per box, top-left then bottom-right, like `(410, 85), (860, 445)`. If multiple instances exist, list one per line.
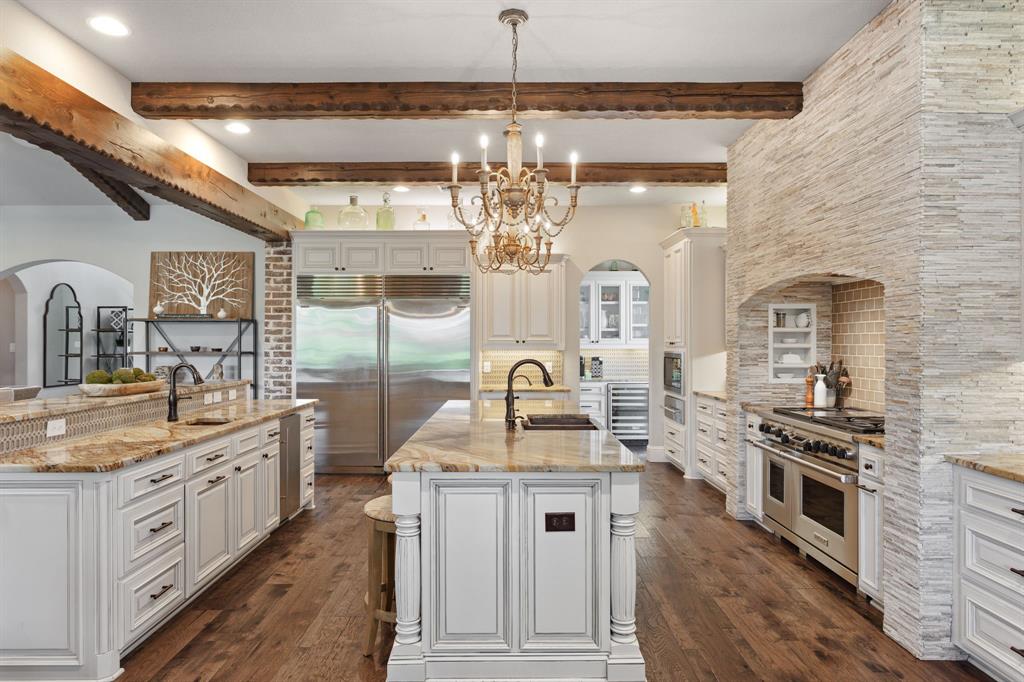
(768, 303), (816, 384)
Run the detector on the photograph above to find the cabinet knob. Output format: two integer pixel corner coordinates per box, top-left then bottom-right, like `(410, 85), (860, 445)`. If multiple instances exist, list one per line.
(429, 266), (434, 271)
(334, 267), (339, 271)
(423, 267), (427, 271)
(234, 465), (242, 472)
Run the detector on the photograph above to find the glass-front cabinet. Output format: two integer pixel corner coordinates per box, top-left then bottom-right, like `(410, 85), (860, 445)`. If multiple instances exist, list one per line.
(579, 272), (649, 348)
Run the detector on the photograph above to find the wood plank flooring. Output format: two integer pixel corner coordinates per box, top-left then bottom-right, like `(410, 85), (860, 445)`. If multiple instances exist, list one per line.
(121, 463), (990, 681)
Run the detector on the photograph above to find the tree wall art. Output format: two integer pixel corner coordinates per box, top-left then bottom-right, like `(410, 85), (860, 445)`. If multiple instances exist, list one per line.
(148, 251), (254, 319)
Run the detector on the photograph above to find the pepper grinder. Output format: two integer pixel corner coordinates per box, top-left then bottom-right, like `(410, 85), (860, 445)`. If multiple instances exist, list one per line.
(804, 372), (815, 407)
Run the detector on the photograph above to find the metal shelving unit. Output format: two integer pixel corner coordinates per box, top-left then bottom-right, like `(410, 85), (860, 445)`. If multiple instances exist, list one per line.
(133, 317), (259, 397)
(92, 306), (134, 373)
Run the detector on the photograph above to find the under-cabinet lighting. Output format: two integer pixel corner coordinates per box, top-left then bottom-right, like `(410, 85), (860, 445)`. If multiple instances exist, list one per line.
(224, 122), (251, 135)
(87, 15), (131, 37)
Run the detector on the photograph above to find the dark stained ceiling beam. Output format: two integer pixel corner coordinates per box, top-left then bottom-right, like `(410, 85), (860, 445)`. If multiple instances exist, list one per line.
(67, 161), (151, 221)
(132, 81), (802, 120)
(0, 49), (301, 240)
(248, 162), (727, 187)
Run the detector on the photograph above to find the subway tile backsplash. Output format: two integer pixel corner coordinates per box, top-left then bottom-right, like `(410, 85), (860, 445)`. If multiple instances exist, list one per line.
(579, 348), (649, 381)
(831, 280), (885, 412)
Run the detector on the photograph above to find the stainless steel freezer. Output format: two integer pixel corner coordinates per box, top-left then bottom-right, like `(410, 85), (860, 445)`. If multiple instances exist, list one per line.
(295, 274), (470, 473)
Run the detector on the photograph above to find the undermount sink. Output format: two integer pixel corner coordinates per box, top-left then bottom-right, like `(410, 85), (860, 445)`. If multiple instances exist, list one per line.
(180, 416), (235, 426)
(521, 414), (598, 431)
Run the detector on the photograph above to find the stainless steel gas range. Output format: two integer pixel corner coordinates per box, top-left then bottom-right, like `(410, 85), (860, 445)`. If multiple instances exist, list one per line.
(749, 407), (883, 585)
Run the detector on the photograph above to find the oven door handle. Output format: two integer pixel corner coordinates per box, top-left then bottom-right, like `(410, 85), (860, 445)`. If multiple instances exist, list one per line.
(662, 406), (682, 421)
(748, 440), (859, 484)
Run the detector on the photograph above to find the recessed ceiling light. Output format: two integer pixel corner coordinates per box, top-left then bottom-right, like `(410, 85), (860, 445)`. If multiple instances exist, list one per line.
(87, 15), (131, 37)
(224, 122), (251, 135)
(392, 185), (410, 193)
(629, 185), (647, 194)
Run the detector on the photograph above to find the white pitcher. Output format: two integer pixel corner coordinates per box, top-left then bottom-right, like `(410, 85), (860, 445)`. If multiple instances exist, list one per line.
(813, 374), (828, 408)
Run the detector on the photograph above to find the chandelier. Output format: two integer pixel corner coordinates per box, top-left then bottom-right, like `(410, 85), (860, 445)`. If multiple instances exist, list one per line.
(444, 8), (580, 275)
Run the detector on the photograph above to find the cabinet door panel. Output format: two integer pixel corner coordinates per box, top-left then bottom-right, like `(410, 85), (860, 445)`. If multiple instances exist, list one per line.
(430, 243), (469, 273)
(857, 485), (883, 600)
(185, 463), (233, 597)
(481, 272), (518, 346)
(261, 447), (280, 534)
(520, 480), (602, 650)
(387, 242), (430, 273)
(234, 452), (261, 555)
(296, 241), (341, 274)
(521, 267), (562, 347)
(429, 480), (512, 651)
(341, 241), (384, 272)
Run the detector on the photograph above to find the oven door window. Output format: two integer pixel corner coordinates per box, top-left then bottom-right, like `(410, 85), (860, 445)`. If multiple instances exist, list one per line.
(800, 475), (846, 536)
(768, 459), (786, 503)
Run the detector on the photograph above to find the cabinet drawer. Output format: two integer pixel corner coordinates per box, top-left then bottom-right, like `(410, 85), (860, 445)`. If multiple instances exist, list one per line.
(186, 437), (233, 478)
(714, 403), (728, 420)
(665, 441), (684, 470)
(233, 427), (260, 456)
(860, 447), (883, 482)
(716, 461), (729, 484)
(695, 398), (714, 417)
(118, 544), (186, 650)
(118, 485), (185, 577)
(579, 383), (605, 396)
(301, 428), (315, 467)
(117, 453), (185, 508)
(959, 509), (1024, 597)
(713, 423), (730, 452)
(300, 464), (315, 507)
(959, 468), (1024, 526)
(696, 442), (716, 475)
(261, 420), (281, 446)
(695, 417), (714, 446)
(299, 409), (316, 429)
(956, 578), (1024, 680)
(664, 422), (685, 448)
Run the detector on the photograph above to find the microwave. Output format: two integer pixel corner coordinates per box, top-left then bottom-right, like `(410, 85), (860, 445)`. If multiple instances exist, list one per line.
(664, 352), (684, 394)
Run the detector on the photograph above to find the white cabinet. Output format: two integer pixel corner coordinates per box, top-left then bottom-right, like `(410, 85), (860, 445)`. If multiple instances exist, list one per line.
(296, 240), (341, 273)
(185, 461), (234, 597)
(118, 544), (186, 649)
(293, 232), (468, 275)
(341, 240), (384, 273)
(579, 272), (649, 349)
(744, 413), (763, 520)
(953, 466), (1024, 682)
(579, 381), (607, 427)
(857, 483), (883, 602)
(233, 451), (262, 556)
(261, 444), (280, 534)
(386, 240), (469, 273)
(295, 238), (384, 274)
(430, 243), (470, 273)
(479, 261), (564, 349)
(663, 244), (683, 348)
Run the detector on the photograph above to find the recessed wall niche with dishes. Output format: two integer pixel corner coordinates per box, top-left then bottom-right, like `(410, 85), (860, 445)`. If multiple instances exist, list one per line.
(768, 303), (816, 383)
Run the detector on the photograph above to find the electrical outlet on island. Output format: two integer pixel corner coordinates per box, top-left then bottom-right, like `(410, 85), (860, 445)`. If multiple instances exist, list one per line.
(204, 392), (214, 405)
(228, 389), (237, 400)
(46, 418), (66, 438)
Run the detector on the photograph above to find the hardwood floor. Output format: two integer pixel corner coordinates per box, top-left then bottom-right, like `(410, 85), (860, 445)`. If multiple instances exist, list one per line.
(121, 463), (990, 682)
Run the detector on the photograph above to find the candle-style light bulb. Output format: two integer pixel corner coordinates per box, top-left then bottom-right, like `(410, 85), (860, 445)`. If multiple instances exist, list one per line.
(569, 151), (578, 185)
(479, 134), (489, 172)
(534, 133), (544, 170)
(451, 152), (460, 184)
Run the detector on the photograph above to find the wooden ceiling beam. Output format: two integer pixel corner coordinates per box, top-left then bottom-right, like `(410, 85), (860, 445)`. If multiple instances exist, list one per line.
(248, 162), (727, 187)
(67, 161), (151, 221)
(132, 81), (802, 120)
(0, 49), (301, 241)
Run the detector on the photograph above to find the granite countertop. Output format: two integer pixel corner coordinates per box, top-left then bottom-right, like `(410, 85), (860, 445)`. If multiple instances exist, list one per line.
(853, 434), (885, 449)
(479, 384), (572, 393)
(945, 453), (1024, 484)
(0, 380), (251, 423)
(0, 399), (316, 473)
(694, 390), (727, 401)
(739, 402), (775, 418)
(384, 399), (644, 473)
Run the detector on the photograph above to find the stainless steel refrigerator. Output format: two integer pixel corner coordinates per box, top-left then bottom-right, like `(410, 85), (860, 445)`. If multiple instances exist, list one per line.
(295, 274), (470, 473)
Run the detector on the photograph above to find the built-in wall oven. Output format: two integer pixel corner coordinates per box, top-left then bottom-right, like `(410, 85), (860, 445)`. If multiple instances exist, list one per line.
(663, 351), (683, 394)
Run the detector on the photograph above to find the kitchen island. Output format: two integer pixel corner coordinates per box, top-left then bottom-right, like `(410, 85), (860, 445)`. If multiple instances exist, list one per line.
(384, 399), (646, 682)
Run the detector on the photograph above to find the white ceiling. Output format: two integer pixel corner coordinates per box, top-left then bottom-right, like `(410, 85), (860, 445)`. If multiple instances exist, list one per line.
(0, 133), (110, 205)
(15, 0), (889, 208)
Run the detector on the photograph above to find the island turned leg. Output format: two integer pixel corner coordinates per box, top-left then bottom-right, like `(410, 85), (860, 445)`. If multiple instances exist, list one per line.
(608, 472), (646, 681)
(387, 472), (425, 682)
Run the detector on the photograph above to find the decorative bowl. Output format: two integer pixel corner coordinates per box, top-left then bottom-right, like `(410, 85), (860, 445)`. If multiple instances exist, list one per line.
(78, 379), (166, 397)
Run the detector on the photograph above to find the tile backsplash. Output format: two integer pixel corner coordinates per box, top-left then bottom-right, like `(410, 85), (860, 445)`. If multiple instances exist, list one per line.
(831, 280), (885, 412)
(479, 350), (564, 387)
(579, 348), (649, 381)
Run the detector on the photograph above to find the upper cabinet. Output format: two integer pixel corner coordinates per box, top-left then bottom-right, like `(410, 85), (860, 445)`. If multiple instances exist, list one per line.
(580, 272), (649, 349)
(663, 243), (684, 347)
(479, 260), (564, 349)
(292, 232), (468, 275)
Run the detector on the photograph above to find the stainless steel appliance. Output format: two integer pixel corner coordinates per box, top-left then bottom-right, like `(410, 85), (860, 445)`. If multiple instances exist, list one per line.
(749, 407), (883, 585)
(296, 274), (471, 472)
(279, 413), (302, 519)
(663, 392), (685, 426)
(663, 351), (683, 394)
(606, 382), (649, 441)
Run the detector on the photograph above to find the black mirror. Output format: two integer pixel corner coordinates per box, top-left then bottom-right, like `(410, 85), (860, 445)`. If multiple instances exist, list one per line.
(43, 283), (82, 388)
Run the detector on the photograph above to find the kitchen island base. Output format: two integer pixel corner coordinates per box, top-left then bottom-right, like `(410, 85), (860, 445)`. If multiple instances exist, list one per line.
(386, 470), (645, 682)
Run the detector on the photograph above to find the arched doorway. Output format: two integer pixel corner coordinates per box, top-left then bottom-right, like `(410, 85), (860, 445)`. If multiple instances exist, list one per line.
(579, 259), (650, 449)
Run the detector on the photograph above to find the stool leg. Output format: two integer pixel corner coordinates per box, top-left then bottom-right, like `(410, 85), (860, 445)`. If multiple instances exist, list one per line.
(384, 531), (397, 617)
(364, 520), (383, 656)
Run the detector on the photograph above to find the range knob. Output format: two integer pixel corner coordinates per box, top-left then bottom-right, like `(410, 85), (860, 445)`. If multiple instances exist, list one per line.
(837, 448), (850, 459)
(773, 427), (785, 437)
(812, 441), (824, 452)
(780, 433), (790, 444)
(828, 445), (840, 456)
(803, 441), (814, 452)
(759, 423), (769, 433)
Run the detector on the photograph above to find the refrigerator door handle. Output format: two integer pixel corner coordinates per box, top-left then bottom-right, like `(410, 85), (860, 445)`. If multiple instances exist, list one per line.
(380, 302), (388, 463)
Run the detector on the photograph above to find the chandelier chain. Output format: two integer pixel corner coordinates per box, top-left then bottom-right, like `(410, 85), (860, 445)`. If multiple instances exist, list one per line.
(510, 23), (519, 122)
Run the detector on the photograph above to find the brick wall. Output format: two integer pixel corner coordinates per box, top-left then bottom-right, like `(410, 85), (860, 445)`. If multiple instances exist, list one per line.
(831, 280), (885, 412)
(263, 243), (293, 399)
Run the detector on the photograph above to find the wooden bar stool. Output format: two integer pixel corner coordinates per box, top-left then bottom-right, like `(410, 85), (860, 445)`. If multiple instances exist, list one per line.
(363, 494), (397, 656)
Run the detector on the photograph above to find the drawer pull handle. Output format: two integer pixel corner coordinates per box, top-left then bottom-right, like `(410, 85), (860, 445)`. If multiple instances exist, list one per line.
(205, 452), (225, 463)
(1011, 507), (1024, 517)
(150, 583), (174, 601)
(1012, 646), (1024, 659)
(267, 430), (279, 438)
(149, 473), (174, 485)
(857, 484), (878, 493)
(1010, 567), (1024, 578)
(149, 520), (173, 534)
(304, 416), (315, 424)
(698, 428), (708, 434)
(207, 475), (226, 486)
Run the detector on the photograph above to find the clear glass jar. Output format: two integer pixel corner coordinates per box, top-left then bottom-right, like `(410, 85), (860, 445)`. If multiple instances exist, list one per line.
(375, 192), (396, 231)
(337, 195), (368, 229)
(413, 207), (431, 231)
(304, 205), (325, 229)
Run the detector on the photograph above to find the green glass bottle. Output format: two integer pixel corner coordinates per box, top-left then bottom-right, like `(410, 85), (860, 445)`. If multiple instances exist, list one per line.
(303, 205), (324, 229)
(376, 191), (396, 231)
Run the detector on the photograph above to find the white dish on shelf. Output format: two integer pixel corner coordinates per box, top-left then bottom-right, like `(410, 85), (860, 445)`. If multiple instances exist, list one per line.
(781, 338), (799, 344)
